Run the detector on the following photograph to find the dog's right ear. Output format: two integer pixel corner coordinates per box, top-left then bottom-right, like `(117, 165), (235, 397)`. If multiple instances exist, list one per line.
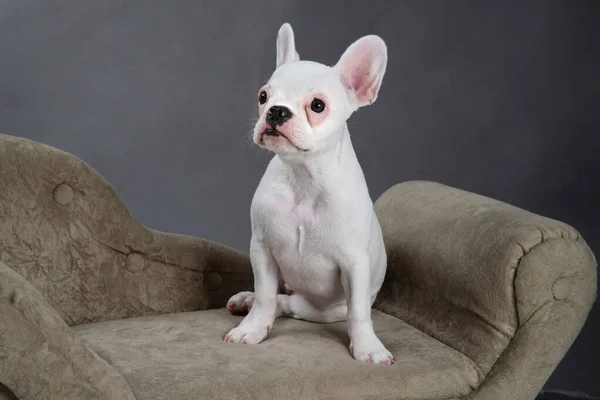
(276, 23), (300, 68)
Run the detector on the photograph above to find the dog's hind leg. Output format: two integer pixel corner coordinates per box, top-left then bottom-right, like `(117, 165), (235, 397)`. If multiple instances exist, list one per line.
(227, 291), (346, 323)
(226, 291), (256, 315)
(277, 294), (347, 323)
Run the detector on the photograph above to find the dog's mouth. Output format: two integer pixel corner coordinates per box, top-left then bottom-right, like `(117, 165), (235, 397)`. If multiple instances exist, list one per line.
(260, 128), (309, 152)
(264, 128), (281, 137)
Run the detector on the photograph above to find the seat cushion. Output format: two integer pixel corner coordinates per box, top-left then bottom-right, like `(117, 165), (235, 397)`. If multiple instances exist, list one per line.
(72, 309), (483, 400)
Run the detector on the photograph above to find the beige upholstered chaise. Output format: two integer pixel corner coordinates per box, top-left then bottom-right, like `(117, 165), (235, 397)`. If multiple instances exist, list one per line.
(0, 133), (596, 400)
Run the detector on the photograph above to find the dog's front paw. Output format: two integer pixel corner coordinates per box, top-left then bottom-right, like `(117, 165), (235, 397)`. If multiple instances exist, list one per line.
(224, 325), (269, 344)
(350, 336), (394, 366)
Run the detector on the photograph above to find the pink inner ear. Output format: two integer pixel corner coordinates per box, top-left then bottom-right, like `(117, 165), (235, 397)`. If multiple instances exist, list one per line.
(338, 39), (386, 107)
(344, 52), (375, 100)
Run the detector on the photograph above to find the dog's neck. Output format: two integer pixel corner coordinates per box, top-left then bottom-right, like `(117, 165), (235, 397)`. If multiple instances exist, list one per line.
(276, 124), (360, 199)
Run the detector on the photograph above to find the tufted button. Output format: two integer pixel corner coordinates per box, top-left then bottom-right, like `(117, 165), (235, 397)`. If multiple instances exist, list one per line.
(204, 272), (222, 290)
(126, 253), (147, 273)
(552, 277), (570, 300)
(53, 183), (74, 205)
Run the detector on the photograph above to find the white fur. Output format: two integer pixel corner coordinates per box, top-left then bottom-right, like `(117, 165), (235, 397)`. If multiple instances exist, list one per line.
(224, 23), (392, 365)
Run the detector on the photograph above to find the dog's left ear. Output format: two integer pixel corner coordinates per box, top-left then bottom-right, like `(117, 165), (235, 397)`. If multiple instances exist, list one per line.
(334, 35), (387, 110)
(276, 23), (300, 68)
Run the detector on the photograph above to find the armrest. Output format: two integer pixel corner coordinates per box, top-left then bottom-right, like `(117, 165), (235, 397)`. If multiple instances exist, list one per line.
(130, 228), (255, 313)
(373, 181), (597, 399)
(0, 261), (136, 400)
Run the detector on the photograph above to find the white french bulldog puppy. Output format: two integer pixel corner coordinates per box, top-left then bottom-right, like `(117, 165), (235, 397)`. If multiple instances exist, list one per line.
(224, 23), (392, 365)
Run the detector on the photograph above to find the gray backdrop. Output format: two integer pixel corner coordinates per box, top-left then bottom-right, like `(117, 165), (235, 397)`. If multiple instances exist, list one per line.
(1, 0), (598, 395)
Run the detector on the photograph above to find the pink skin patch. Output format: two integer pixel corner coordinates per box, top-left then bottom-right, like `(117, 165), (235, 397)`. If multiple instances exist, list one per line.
(304, 93), (330, 127)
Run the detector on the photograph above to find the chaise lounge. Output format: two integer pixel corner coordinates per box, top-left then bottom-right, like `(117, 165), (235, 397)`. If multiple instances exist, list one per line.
(0, 133), (596, 400)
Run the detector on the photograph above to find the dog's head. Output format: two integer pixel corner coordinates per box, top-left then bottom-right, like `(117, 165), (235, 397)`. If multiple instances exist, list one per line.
(253, 23), (388, 156)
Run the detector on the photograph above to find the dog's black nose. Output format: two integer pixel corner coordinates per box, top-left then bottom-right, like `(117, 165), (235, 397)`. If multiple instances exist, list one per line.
(266, 105), (292, 126)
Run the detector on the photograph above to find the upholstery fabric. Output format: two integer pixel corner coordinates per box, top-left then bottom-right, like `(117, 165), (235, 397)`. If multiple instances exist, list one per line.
(374, 181), (597, 399)
(0, 261), (135, 400)
(0, 383), (18, 400)
(0, 133), (253, 326)
(72, 309), (481, 400)
(0, 134), (596, 399)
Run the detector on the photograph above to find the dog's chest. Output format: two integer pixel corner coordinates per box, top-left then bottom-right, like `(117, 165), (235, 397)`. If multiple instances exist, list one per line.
(256, 188), (342, 296)
(266, 195), (332, 256)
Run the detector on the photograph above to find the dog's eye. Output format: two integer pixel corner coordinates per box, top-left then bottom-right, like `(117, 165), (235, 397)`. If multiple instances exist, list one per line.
(310, 98), (325, 113)
(259, 91), (268, 105)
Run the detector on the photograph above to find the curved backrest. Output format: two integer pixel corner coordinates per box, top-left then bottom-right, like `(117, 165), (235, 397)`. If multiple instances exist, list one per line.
(0, 134), (252, 325)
